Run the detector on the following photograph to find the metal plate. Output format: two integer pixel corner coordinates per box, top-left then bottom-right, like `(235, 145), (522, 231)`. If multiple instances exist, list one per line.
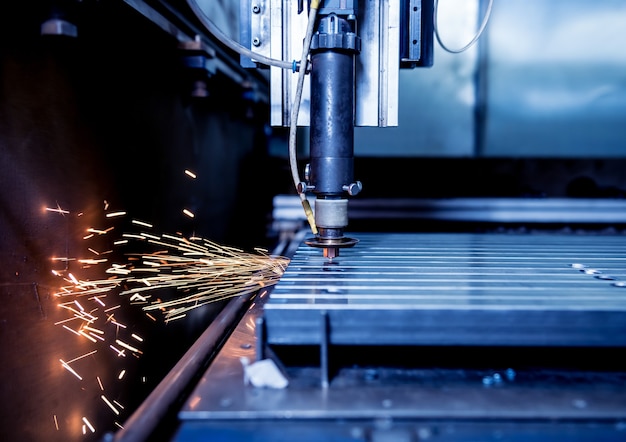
(264, 232), (626, 347)
(174, 420), (626, 442)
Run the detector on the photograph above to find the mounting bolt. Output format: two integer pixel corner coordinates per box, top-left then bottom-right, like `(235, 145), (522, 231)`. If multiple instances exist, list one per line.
(252, 4), (261, 14)
(343, 181), (362, 196)
(252, 37), (261, 47)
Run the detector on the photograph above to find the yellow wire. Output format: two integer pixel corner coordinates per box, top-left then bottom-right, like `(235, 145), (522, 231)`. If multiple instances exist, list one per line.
(289, 0), (320, 235)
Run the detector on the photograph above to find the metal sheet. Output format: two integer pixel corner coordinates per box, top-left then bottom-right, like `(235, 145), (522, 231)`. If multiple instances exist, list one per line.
(264, 232), (626, 347)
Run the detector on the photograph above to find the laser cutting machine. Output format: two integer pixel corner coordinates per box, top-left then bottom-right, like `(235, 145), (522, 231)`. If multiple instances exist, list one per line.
(106, 1), (626, 441)
(4, 1), (626, 441)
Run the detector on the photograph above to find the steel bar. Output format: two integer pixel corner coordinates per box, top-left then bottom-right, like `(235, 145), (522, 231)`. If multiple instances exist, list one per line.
(273, 195), (626, 224)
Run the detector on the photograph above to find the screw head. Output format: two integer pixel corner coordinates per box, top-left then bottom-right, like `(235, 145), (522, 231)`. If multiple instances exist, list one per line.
(252, 4), (261, 13)
(505, 368), (516, 381)
(252, 37), (261, 47)
(343, 181), (362, 196)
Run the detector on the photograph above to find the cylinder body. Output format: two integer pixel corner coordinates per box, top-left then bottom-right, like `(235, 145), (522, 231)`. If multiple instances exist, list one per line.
(309, 49), (355, 196)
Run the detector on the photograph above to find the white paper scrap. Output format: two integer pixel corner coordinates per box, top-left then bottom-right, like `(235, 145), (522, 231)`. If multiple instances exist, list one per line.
(240, 357), (289, 389)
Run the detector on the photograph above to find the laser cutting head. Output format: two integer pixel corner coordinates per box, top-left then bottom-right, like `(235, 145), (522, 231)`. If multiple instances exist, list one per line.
(243, 0), (434, 258)
(301, 4), (361, 259)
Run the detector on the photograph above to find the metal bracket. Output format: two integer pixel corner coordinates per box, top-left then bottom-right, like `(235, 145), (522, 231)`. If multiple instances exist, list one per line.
(264, 0), (401, 127)
(241, 0), (271, 68)
(320, 310), (330, 388)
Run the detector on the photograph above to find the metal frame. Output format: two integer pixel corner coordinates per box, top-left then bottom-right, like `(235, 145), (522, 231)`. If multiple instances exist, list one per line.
(172, 231), (626, 441)
(123, 0), (269, 102)
(245, 0), (401, 127)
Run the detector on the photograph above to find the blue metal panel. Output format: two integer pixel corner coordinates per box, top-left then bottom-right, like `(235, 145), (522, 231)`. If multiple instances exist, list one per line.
(483, 0), (626, 157)
(354, 0), (626, 157)
(355, 0), (480, 157)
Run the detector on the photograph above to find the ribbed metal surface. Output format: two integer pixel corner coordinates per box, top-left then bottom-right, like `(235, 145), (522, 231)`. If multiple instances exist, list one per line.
(264, 233), (626, 347)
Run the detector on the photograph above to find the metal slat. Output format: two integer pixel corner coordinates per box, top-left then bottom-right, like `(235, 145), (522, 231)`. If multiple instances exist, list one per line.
(263, 233), (626, 347)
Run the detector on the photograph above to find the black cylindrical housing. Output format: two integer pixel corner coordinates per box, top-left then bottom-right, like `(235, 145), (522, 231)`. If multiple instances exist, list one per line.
(309, 49), (355, 196)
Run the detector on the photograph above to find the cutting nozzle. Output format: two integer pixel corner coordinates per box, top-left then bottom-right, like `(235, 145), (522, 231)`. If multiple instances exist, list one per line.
(305, 235), (358, 260)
